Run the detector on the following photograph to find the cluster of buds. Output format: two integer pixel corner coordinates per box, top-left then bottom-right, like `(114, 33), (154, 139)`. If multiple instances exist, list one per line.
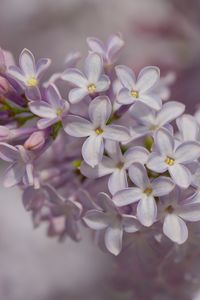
(1, 34), (200, 261)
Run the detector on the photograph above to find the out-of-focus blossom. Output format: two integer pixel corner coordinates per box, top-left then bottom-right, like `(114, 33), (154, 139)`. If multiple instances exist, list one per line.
(177, 114), (200, 142)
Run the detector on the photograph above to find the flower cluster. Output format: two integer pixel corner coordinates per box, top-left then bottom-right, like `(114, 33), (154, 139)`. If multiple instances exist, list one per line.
(1, 34), (200, 260)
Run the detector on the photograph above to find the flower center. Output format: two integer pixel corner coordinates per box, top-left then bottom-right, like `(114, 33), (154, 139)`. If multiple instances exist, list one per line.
(95, 127), (104, 135)
(165, 157), (175, 166)
(56, 108), (63, 116)
(116, 162), (124, 169)
(131, 90), (139, 98)
(165, 205), (174, 214)
(87, 83), (96, 94)
(144, 187), (153, 196)
(26, 76), (38, 87)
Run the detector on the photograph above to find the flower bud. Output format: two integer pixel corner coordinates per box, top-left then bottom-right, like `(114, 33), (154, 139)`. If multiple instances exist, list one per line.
(24, 131), (45, 150)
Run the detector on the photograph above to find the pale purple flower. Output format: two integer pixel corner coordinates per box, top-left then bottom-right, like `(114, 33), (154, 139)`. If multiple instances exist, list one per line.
(147, 128), (200, 188)
(153, 71), (176, 101)
(158, 189), (200, 244)
(29, 84), (70, 129)
(0, 142), (35, 187)
(87, 33), (124, 66)
(81, 140), (149, 195)
(113, 163), (174, 227)
(83, 192), (140, 255)
(61, 53), (110, 104)
(115, 65), (161, 110)
(176, 114), (200, 142)
(8, 48), (51, 100)
(63, 96), (130, 167)
(128, 101), (185, 141)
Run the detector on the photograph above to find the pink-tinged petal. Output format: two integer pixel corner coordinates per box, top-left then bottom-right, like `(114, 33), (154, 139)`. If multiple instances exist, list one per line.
(115, 65), (135, 89)
(80, 156), (115, 178)
(3, 163), (25, 187)
(95, 75), (110, 92)
(129, 102), (155, 126)
(108, 169), (128, 195)
(117, 88), (134, 105)
(136, 66), (160, 92)
(29, 101), (57, 118)
(63, 115), (93, 137)
(68, 87), (88, 104)
(19, 48), (35, 76)
(89, 96), (112, 127)
(82, 135), (104, 167)
(61, 68), (87, 87)
(139, 93), (162, 111)
(37, 117), (58, 129)
(163, 214), (188, 244)
(83, 210), (109, 230)
(103, 125), (130, 142)
(137, 195), (157, 227)
(107, 33), (124, 63)
(157, 101), (185, 127)
(84, 53), (103, 83)
(113, 188), (142, 206)
(104, 225), (123, 255)
(124, 146), (149, 168)
(177, 114), (199, 141)
(177, 203), (200, 222)
(175, 142), (200, 163)
(147, 153), (167, 173)
(155, 128), (174, 156)
(0, 143), (19, 162)
(169, 164), (191, 189)
(122, 215), (140, 233)
(87, 37), (105, 57)
(36, 58), (51, 79)
(128, 163), (150, 189)
(97, 192), (116, 213)
(152, 176), (174, 197)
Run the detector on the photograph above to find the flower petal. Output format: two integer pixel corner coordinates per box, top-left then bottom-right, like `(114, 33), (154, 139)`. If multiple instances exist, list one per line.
(103, 125), (130, 142)
(163, 214), (188, 244)
(136, 66), (160, 92)
(4, 162), (25, 187)
(63, 115), (93, 137)
(61, 68), (87, 87)
(87, 37), (105, 57)
(46, 84), (62, 108)
(68, 87), (88, 104)
(95, 75), (110, 92)
(177, 203), (200, 222)
(113, 188), (142, 206)
(128, 163), (150, 189)
(108, 169), (128, 195)
(129, 102), (155, 126)
(115, 65), (135, 89)
(104, 225), (123, 255)
(152, 176), (174, 196)
(83, 210), (109, 230)
(80, 156), (115, 178)
(169, 164), (191, 188)
(37, 117), (58, 129)
(0, 143), (19, 162)
(107, 33), (124, 63)
(139, 93), (162, 111)
(176, 114), (199, 141)
(29, 101), (57, 118)
(88, 96), (112, 127)
(157, 101), (185, 127)
(117, 88), (134, 105)
(8, 65), (26, 85)
(19, 48), (36, 76)
(84, 53), (103, 83)
(122, 215), (140, 233)
(124, 146), (149, 168)
(175, 142), (200, 163)
(36, 58), (51, 79)
(136, 195), (157, 227)
(82, 135), (104, 167)
(155, 128), (174, 156)
(147, 153), (167, 173)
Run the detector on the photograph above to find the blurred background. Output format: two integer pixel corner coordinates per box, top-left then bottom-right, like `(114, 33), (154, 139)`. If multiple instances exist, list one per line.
(0, 0), (200, 299)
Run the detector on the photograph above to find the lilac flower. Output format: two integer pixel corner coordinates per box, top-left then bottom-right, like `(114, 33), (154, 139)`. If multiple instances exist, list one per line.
(63, 96), (130, 167)
(81, 140), (149, 195)
(115, 65), (161, 110)
(158, 189), (200, 244)
(8, 48), (51, 100)
(83, 192), (140, 255)
(127, 101), (185, 141)
(153, 71), (176, 101)
(29, 84), (70, 129)
(0, 142), (35, 187)
(113, 163), (174, 227)
(87, 33), (124, 66)
(176, 114), (200, 142)
(61, 53), (110, 104)
(147, 128), (200, 188)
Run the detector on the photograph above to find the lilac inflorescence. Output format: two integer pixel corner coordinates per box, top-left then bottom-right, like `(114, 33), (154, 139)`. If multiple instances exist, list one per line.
(1, 34), (200, 260)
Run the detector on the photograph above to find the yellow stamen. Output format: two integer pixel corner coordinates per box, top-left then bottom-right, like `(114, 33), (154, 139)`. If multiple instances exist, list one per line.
(95, 127), (103, 135)
(144, 187), (153, 196)
(56, 108), (62, 116)
(131, 90), (139, 98)
(165, 157), (175, 166)
(26, 77), (38, 87)
(116, 162), (124, 169)
(87, 83), (96, 94)
(165, 205), (174, 214)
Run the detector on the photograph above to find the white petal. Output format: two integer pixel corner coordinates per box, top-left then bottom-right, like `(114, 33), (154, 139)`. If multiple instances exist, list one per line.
(113, 188), (142, 206)
(175, 142), (200, 163)
(29, 101), (57, 118)
(107, 33), (124, 63)
(61, 68), (87, 87)
(146, 153), (167, 173)
(157, 101), (185, 127)
(122, 215), (140, 233)
(80, 156), (115, 178)
(115, 65), (135, 89)
(19, 48), (36, 76)
(117, 88), (134, 105)
(177, 203), (200, 222)
(152, 176), (174, 196)
(95, 75), (110, 92)
(176, 114), (199, 141)
(169, 164), (191, 188)
(104, 225), (123, 255)
(128, 163), (150, 189)
(136, 66), (160, 92)
(46, 84), (61, 107)
(87, 37), (105, 57)
(155, 128), (174, 156)
(139, 93), (162, 111)
(82, 135), (104, 167)
(85, 53), (103, 83)
(103, 125), (130, 142)
(63, 115), (93, 137)
(4, 163), (25, 187)
(129, 102), (155, 126)
(108, 169), (128, 195)
(124, 146), (149, 168)
(84, 210), (109, 230)
(0, 143), (19, 162)
(105, 140), (123, 164)
(88, 96), (112, 127)
(68, 87), (88, 104)
(37, 117), (58, 129)
(8, 66), (26, 85)
(36, 58), (51, 79)
(136, 196), (157, 227)
(163, 214), (188, 244)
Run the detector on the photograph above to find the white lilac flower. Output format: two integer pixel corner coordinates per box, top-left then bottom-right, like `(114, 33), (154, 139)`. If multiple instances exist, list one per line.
(83, 192), (140, 255)
(87, 33), (124, 66)
(81, 140), (149, 195)
(128, 101), (185, 141)
(61, 53), (110, 104)
(147, 128), (200, 188)
(176, 114), (200, 142)
(29, 84), (70, 129)
(113, 163), (174, 227)
(63, 96), (130, 167)
(158, 189), (200, 244)
(115, 65), (161, 110)
(0, 142), (35, 187)
(8, 48), (51, 100)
